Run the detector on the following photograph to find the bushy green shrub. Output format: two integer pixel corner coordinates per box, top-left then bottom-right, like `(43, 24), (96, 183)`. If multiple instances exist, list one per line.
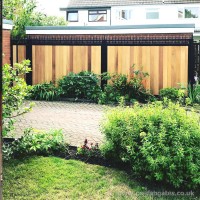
(101, 102), (200, 189)
(58, 71), (102, 102)
(28, 82), (63, 101)
(159, 87), (185, 103)
(98, 67), (153, 104)
(3, 128), (69, 160)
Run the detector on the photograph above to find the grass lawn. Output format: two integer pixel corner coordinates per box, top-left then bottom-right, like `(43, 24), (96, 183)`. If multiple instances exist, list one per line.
(3, 156), (199, 200)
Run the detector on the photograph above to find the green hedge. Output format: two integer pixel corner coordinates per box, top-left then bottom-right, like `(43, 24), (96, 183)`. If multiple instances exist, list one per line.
(101, 102), (200, 189)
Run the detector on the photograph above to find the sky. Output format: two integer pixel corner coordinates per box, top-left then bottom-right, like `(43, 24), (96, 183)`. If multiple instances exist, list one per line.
(36, 0), (69, 17)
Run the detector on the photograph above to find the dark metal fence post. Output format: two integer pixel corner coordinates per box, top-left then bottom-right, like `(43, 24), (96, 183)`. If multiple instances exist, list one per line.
(101, 40), (107, 89)
(193, 42), (200, 79)
(26, 39), (32, 85)
(188, 39), (195, 85)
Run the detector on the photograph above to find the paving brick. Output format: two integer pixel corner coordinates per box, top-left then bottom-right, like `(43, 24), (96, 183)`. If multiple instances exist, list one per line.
(10, 101), (106, 146)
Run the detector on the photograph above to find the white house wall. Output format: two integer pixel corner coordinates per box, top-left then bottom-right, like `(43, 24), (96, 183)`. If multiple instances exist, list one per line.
(66, 3), (200, 30)
(111, 4), (200, 29)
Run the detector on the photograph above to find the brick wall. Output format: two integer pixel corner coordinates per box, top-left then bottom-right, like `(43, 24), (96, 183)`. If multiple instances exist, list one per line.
(3, 29), (11, 65)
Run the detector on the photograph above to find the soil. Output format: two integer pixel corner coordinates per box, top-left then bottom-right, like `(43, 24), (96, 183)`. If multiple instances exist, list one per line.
(65, 146), (132, 173)
(3, 138), (131, 172)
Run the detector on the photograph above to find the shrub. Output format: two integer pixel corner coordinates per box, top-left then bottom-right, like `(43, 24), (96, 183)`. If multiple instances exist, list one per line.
(58, 71), (102, 102)
(101, 102), (200, 189)
(3, 128), (69, 160)
(159, 87), (185, 103)
(98, 66), (153, 104)
(3, 60), (34, 136)
(28, 82), (63, 101)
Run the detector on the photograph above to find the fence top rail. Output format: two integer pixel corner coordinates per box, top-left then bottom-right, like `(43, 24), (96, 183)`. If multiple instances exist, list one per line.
(11, 33), (193, 46)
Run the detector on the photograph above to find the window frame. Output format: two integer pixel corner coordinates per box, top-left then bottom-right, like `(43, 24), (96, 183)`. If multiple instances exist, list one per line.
(67, 11), (79, 22)
(88, 10), (107, 22)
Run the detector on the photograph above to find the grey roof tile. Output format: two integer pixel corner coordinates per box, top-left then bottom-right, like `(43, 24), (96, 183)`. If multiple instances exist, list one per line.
(65, 0), (200, 9)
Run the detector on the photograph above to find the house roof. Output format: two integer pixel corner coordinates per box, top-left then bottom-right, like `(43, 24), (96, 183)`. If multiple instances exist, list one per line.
(62, 0), (200, 10)
(26, 24), (195, 35)
(3, 19), (13, 25)
(26, 24), (195, 31)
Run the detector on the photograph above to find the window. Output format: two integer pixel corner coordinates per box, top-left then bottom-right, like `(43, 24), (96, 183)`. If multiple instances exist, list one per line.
(178, 9), (184, 18)
(116, 10), (132, 21)
(67, 11), (78, 22)
(178, 7), (200, 19)
(88, 10), (107, 22)
(146, 8), (159, 19)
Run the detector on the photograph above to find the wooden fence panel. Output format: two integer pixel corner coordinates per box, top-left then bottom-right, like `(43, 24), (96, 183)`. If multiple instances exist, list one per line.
(32, 45), (53, 84)
(12, 45), (17, 64)
(12, 44), (188, 95)
(12, 45), (26, 64)
(107, 46), (188, 95)
(91, 46), (101, 75)
(55, 46), (71, 80)
(73, 46), (88, 73)
(12, 45), (26, 80)
(31, 45), (101, 84)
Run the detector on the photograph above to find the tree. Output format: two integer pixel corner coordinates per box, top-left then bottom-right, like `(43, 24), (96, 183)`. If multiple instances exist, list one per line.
(30, 12), (68, 26)
(3, 0), (67, 38)
(2, 60), (34, 136)
(185, 9), (198, 18)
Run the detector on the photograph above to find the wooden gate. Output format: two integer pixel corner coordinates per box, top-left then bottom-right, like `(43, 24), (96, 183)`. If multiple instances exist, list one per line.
(11, 33), (194, 95)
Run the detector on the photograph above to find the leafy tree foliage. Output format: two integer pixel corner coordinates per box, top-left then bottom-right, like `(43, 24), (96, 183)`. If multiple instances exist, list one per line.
(2, 60), (34, 136)
(3, 0), (67, 38)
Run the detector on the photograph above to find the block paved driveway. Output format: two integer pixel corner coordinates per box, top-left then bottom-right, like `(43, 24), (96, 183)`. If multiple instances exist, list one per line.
(12, 101), (107, 147)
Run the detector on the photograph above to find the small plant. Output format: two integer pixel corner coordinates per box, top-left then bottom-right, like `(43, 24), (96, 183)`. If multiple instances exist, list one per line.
(77, 139), (100, 158)
(98, 65), (153, 104)
(3, 128), (69, 159)
(58, 71), (102, 102)
(159, 87), (186, 103)
(2, 143), (14, 161)
(28, 82), (63, 101)
(188, 82), (200, 104)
